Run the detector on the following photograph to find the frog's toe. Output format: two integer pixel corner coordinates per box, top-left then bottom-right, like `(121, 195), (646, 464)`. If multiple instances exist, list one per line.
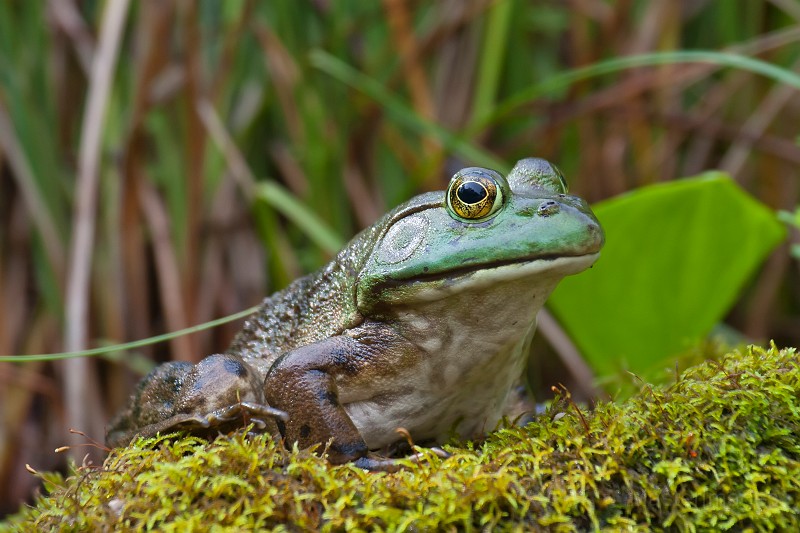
(233, 401), (288, 421)
(351, 447), (451, 472)
(352, 454), (405, 472)
(206, 401), (288, 426)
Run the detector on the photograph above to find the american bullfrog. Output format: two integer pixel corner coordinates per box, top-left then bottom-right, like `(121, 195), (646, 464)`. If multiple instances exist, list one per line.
(107, 158), (604, 469)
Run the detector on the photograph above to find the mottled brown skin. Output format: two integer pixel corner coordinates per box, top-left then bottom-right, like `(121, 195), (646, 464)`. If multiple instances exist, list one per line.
(107, 159), (604, 469)
(107, 355), (285, 445)
(262, 322), (418, 464)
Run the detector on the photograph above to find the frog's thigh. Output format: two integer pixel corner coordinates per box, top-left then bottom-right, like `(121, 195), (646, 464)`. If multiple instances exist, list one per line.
(174, 353), (266, 412)
(107, 354), (265, 447)
(265, 336), (369, 464)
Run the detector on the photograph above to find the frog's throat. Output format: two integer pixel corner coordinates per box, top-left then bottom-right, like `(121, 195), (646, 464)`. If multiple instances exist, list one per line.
(373, 252), (599, 304)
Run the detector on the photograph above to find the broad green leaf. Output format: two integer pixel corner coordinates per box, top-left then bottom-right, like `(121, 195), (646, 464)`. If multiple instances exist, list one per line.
(548, 173), (786, 380)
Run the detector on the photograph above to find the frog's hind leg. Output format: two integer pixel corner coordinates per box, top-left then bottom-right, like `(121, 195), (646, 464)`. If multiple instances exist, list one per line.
(106, 361), (194, 447)
(106, 354), (286, 448)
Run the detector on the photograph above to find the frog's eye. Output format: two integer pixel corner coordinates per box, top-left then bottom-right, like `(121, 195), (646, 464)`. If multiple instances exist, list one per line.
(446, 168), (508, 222)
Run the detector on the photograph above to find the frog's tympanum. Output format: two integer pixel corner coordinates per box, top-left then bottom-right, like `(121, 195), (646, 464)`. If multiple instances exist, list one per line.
(107, 158), (604, 469)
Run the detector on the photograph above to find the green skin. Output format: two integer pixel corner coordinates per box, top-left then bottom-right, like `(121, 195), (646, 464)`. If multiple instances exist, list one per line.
(107, 158), (604, 469)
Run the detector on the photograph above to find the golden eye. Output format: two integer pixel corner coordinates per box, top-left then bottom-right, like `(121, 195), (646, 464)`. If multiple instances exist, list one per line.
(446, 168), (507, 222)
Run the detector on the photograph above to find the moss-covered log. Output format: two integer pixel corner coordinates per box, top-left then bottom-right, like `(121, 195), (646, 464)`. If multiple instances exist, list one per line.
(5, 345), (799, 531)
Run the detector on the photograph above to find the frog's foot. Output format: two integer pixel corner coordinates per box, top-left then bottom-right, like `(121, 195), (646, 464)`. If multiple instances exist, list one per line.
(109, 401), (289, 447)
(201, 401), (289, 432)
(352, 447), (451, 472)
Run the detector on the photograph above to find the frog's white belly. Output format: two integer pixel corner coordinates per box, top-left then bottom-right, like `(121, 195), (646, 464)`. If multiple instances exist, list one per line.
(341, 256), (590, 449)
(344, 334), (532, 449)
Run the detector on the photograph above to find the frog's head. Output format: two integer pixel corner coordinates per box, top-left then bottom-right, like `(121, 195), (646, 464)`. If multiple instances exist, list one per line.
(356, 158), (604, 311)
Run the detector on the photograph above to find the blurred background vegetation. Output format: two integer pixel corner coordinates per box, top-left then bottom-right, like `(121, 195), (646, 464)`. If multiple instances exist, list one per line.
(1, 0), (799, 516)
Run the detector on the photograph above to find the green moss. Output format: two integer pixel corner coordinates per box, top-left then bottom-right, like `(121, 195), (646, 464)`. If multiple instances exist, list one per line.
(5, 345), (800, 531)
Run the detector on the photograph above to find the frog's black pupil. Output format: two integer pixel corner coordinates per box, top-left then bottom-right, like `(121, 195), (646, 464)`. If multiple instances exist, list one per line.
(457, 181), (487, 204)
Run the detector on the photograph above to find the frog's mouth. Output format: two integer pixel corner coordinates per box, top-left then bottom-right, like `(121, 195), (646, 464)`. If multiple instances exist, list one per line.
(374, 252), (600, 304)
(414, 252), (596, 283)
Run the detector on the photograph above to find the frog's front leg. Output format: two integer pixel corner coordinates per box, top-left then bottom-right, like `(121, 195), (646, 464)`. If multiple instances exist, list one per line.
(106, 353), (286, 448)
(265, 329), (410, 467)
(265, 336), (369, 464)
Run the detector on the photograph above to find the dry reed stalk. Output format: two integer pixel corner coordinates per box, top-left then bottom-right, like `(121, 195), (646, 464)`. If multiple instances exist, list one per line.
(177, 1), (205, 344)
(63, 0), (131, 460)
(720, 59), (800, 178)
(139, 179), (195, 361)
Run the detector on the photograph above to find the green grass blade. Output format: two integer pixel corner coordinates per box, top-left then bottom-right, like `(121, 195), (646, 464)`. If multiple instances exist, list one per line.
(485, 50), (800, 131)
(254, 181), (344, 255)
(0, 305), (261, 362)
(469, 0), (514, 129)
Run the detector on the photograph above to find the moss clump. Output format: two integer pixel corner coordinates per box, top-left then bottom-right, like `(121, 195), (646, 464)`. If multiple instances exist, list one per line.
(5, 345), (800, 531)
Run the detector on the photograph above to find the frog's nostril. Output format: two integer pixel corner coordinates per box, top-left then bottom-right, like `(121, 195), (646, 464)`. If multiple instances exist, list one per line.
(538, 201), (560, 217)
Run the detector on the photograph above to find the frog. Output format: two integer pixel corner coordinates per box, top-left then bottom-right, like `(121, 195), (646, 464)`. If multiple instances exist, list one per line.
(106, 157), (604, 469)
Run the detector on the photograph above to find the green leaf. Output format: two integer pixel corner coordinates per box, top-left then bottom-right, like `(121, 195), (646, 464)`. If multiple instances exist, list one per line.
(548, 173), (786, 380)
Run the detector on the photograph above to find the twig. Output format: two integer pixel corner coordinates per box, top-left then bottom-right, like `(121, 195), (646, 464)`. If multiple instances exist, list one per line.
(538, 309), (603, 400)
